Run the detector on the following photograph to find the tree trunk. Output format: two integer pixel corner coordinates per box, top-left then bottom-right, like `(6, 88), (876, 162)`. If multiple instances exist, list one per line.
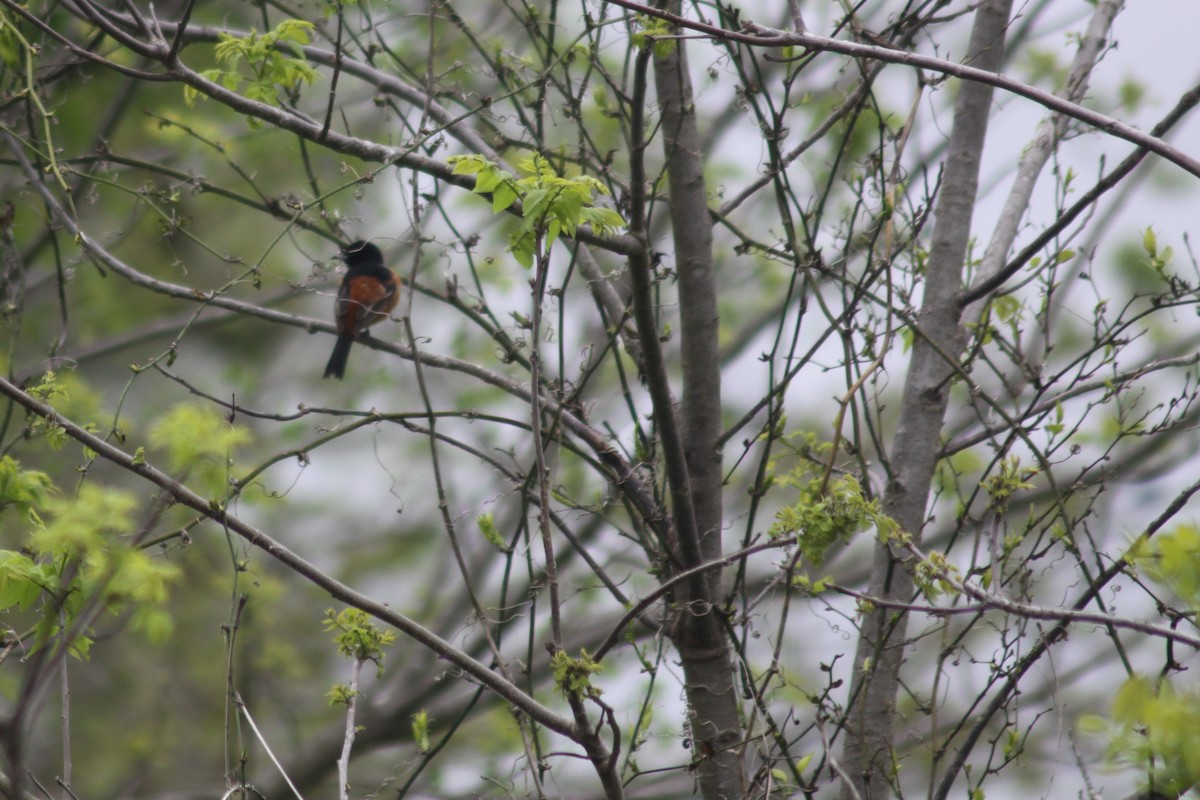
(652, 6), (742, 798)
(839, 1), (1015, 796)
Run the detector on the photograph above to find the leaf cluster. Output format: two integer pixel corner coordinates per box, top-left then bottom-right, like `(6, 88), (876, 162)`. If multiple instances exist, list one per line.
(1134, 524), (1200, 611)
(631, 14), (677, 57)
(980, 455), (1038, 511)
(769, 463), (892, 566)
(147, 403), (252, 496)
(448, 153), (626, 267)
(1080, 676), (1200, 796)
(551, 648), (602, 699)
(185, 20), (318, 115)
(324, 607), (396, 676)
(0, 460), (181, 655)
(913, 549), (961, 601)
(27, 371), (72, 449)
(1077, 526), (1200, 792)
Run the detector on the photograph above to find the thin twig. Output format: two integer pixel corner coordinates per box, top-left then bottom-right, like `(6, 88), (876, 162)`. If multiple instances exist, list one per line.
(335, 659), (362, 800)
(529, 235), (564, 647)
(319, 2), (345, 140)
(165, 0), (195, 63)
(818, 716), (862, 800)
(234, 693), (306, 800)
(57, 608), (70, 800)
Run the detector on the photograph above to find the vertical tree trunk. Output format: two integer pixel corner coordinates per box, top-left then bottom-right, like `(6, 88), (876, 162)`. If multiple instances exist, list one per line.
(652, 6), (742, 798)
(839, 2), (1014, 797)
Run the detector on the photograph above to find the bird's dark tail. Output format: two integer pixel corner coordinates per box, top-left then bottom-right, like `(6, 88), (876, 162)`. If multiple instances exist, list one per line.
(323, 335), (354, 379)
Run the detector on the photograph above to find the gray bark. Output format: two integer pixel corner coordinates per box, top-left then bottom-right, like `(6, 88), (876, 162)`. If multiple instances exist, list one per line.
(839, 1), (1015, 797)
(652, 7), (742, 798)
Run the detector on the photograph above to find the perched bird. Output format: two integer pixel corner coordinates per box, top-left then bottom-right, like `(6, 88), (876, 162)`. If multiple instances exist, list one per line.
(323, 240), (399, 379)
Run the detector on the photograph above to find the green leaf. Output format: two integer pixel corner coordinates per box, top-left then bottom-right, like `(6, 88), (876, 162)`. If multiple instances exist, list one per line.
(521, 187), (554, 228)
(1087, 675), (1200, 794)
(19, 482), (182, 650)
(769, 471), (886, 565)
(148, 403), (251, 491)
(1143, 226), (1157, 258)
(245, 81), (279, 105)
(1046, 400), (1065, 436)
(274, 19), (315, 45)
(509, 234), (535, 269)
(0, 456), (53, 516)
(1138, 524), (1200, 608)
(32, 484), (137, 558)
(980, 456), (1038, 510)
(447, 154), (488, 175)
(325, 608), (396, 675)
(580, 206), (627, 236)
(491, 182), (518, 212)
(477, 512), (507, 550)
(550, 648), (603, 698)
(0, 550), (43, 611)
(633, 15), (676, 55)
(188, 22), (316, 112)
(472, 166), (505, 194)
(412, 710), (431, 753)
(327, 683), (357, 706)
(213, 32), (244, 67)
(1112, 676), (1153, 724)
(446, 152), (626, 268)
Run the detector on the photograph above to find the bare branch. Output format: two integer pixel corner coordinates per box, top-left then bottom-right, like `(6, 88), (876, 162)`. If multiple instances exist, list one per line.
(601, 0), (1200, 179)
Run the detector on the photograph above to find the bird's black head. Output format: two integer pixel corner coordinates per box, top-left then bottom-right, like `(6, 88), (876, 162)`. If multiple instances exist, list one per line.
(342, 240), (384, 268)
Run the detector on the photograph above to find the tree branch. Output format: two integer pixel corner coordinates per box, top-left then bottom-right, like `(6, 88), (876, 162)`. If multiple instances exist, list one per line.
(600, 0), (1200, 179)
(0, 373), (580, 741)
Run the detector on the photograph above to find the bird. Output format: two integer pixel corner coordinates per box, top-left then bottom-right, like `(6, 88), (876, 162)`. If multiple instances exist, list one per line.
(323, 240), (399, 379)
